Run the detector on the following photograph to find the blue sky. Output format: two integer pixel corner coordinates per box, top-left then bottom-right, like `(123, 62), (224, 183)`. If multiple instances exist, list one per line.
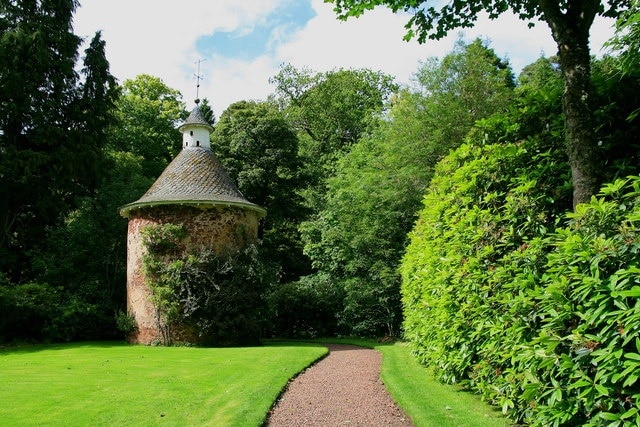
(196, 1), (316, 61)
(74, 0), (616, 115)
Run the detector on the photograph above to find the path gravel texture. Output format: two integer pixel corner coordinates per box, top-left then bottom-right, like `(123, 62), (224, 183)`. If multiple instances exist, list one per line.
(266, 343), (414, 426)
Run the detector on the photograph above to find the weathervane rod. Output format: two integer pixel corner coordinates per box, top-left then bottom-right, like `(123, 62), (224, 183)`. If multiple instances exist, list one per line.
(194, 58), (206, 103)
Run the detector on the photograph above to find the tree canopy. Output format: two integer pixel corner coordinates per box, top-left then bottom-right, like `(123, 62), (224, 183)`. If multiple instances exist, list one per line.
(211, 100), (309, 282)
(328, 0), (632, 207)
(300, 38), (517, 336)
(329, 0), (626, 42)
(270, 65), (398, 176)
(0, 0), (118, 279)
(108, 74), (186, 178)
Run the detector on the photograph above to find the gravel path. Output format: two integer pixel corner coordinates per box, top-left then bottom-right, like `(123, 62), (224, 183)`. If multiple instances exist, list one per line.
(266, 343), (414, 426)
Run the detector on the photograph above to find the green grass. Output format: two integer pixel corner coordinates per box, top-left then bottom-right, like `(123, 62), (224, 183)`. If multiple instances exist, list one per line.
(0, 341), (326, 426)
(1, 339), (512, 426)
(314, 338), (511, 427)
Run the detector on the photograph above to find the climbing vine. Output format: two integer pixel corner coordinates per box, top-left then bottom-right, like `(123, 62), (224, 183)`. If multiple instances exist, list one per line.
(141, 223), (188, 344)
(141, 223), (272, 346)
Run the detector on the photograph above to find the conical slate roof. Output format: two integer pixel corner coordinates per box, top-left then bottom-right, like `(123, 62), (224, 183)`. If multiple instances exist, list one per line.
(178, 106), (213, 132)
(119, 147), (266, 218)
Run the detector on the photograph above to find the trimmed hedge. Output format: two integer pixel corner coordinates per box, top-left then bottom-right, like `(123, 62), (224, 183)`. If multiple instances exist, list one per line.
(517, 178), (640, 425)
(401, 138), (640, 424)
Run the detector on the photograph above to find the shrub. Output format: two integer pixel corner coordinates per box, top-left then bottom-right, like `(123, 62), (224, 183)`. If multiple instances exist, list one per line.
(46, 296), (110, 342)
(267, 273), (344, 338)
(400, 136), (569, 423)
(401, 135), (640, 424)
(516, 176), (640, 426)
(115, 310), (138, 337)
(339, 267), (403, 338)
(181, 244), (274, 346)
(0, 282), (62, 342)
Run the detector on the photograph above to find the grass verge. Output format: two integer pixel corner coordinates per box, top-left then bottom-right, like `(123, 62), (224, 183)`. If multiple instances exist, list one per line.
(0, 341), (326, 426)
(315, 338), (511, 427)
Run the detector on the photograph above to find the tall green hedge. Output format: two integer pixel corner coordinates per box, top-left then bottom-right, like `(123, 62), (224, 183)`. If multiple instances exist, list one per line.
(516, 178), (640, 425)
(400, 138), (640, 424)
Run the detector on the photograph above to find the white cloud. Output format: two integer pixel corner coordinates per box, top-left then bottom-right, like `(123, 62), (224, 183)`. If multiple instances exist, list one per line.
(74, 0), (286, 113)
(74, 0), (616, 116)
(277, 0), (428, 80)
(204, 55), (277, 111)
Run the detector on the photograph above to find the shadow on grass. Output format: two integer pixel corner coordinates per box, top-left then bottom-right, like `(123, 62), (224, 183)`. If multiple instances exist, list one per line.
(1, 339), (327, 355)
(0, 340), (130, 355)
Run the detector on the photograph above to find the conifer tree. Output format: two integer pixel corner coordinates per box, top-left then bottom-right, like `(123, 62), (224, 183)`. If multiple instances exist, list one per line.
(0, 0), (117, 279)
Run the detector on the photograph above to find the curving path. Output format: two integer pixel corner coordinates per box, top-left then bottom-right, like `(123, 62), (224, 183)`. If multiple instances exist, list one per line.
(266, 343), (414, 426)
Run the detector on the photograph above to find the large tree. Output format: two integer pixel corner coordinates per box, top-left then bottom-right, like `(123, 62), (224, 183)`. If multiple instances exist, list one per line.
(301, 38), (516, 336)
(108, 74), (186, 178)
(328, 0), (630, 208)
(270, 65), (398, 180)
(211, 100), (308, 282)
(0, 0), (118, 279)
(22, 73), (187, 341)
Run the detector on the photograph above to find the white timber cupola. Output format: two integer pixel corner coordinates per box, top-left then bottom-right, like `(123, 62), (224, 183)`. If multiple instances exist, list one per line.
(178, 104), (213, 149)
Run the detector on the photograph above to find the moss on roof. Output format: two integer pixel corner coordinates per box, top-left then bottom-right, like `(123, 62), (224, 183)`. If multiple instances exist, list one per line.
(120, 147), (266, 218)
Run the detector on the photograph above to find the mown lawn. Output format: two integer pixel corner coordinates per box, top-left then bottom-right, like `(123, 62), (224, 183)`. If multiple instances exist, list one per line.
(0, 341), (326, 426)
(1, 339), (511, 426)
(378, 342), (511, 427)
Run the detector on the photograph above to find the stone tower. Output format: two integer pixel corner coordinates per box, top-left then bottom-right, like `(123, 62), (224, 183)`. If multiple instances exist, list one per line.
(119, 105), (266, 345)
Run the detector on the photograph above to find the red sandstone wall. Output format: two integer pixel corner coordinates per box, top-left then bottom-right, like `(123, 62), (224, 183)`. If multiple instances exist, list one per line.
(126, 205), (260, 345)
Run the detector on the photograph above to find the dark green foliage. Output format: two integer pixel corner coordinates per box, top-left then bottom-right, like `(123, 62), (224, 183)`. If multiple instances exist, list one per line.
(0, 278), (109, 343)
(79, 31), (119, 133)
(197, 97), (216, 124)
(180, 245), (273, 346)
(590, 56), (640, 177)
(0, 1), (118, 279)
(19, 73), (185, 343)
(340, 272), (402, 337)
(0, 282), (61, 342)
(26, 151), (152, 341)
(267, 274), (345, 338)
(211, 100), (309, 282)
(142, 223), (273, 346)
(515, 177), (640, 426)
(115, 310), (138, 336)
(0, 0), (124, 342)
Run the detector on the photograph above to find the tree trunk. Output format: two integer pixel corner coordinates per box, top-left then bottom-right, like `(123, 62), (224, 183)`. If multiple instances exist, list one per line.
(540, 0), (601, 209)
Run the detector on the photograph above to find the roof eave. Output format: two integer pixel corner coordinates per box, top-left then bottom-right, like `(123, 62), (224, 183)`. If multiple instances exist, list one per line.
(119, 200), (267, 219)
(177, 122), (214, 133)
